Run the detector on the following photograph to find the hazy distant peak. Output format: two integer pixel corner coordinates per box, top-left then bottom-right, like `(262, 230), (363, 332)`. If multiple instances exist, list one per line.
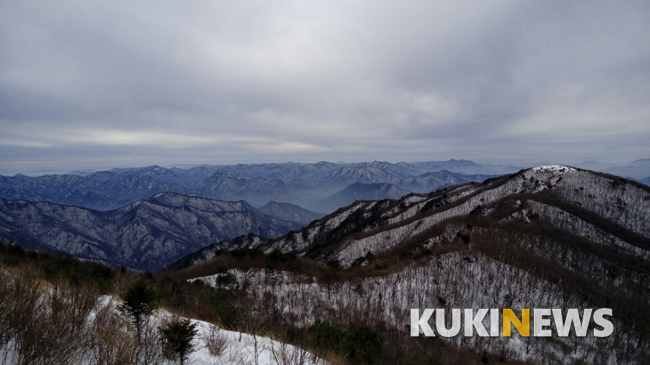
(631, 159), (650, 164)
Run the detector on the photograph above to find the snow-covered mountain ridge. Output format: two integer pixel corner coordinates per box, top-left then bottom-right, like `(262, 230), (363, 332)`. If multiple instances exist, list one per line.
(176, 166), (650, 363)
(182, 166), (649, 265)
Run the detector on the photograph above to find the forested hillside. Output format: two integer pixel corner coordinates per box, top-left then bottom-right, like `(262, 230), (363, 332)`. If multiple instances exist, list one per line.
(175, 166), (650, 364)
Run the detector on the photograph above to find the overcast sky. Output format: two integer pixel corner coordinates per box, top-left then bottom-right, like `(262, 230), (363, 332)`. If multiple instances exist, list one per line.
(1, 0), (649, 175)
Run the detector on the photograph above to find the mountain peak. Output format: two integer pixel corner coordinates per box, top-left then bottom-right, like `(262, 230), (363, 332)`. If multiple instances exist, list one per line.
(530, 165), (576, 173)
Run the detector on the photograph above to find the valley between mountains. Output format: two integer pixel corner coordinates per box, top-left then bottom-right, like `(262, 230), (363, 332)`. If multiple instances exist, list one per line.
(0, 161), (649, 363)
(0, 160), (498, 270)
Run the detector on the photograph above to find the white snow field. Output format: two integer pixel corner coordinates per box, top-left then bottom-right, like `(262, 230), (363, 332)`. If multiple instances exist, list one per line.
(1, 293), (323, 365)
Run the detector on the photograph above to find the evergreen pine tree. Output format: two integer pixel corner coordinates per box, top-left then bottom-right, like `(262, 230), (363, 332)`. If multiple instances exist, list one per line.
(160, 318), (198, 365)
(119, 280), (158, 339)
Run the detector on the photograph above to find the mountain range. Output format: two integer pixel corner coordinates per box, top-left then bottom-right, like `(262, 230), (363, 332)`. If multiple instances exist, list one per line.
(0, 192), (299, 271)
(0, 160), (507, 213)
(587, 158), (650, 180)
(0, 160), (507, 271)
(1, 161), (649, 362)
(175, 165), (650, 363)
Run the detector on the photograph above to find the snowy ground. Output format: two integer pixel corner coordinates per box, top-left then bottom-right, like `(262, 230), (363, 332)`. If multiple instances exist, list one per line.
(1, 293), (324, 365)
(105, 296), (324, 365)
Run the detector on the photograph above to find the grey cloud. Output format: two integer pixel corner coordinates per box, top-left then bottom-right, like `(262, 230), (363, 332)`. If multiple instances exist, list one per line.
(1, 0), (649, 174)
